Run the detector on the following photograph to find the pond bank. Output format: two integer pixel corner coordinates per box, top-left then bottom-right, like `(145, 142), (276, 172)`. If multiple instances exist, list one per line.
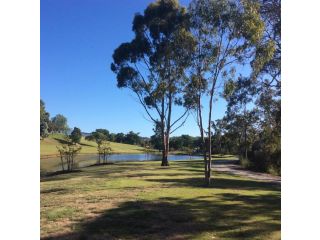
(40, 153), (203, 174)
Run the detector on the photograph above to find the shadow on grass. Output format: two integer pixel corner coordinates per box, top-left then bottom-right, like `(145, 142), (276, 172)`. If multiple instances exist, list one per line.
(213, 160), (240, 164)
(40, 162), (147, 181)
(41, 160), (280, 239)
(41, 170), (87, 182)
(41, 169), (83, 179)
(53, 137), (94, 147)
(40, 188), (66, 194)
(145, 176), (280, 191)
(211, 154), (237, 158)
(42, 192), (280, 240)
(41, 160), (279, 192)
(86, 162), (115, 167)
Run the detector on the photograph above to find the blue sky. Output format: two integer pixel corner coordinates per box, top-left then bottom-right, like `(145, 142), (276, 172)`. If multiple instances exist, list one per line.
(41, 0), (232, 137)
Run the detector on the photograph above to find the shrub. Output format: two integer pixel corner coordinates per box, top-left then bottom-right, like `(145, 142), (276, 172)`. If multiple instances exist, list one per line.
(56, 144), (82, 171)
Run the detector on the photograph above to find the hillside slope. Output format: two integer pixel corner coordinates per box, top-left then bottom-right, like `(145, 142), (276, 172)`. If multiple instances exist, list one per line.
(40, 134), (146, 156)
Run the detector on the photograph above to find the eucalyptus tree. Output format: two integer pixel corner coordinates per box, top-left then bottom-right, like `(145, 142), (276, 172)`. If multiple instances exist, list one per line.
(111, 0), (196, 166)
(40, 122), (49, 139)
(70, 127), (82, 144)
(95, 129), (110, 140)
(252, 0), (280, 90)
(40, 100), (49, 123)
(84, 130), (110, 164)
(211, 119), (225, 154)
(186, 0), (265, 185)
(40, 99), (50, 138)
(254, 87), (281, 168)
(97, 141), (112, 164)
(224, 76), (257, 159)
(249, 0), (281, 172)
(51, 114), (68, 133)
(57, 144), (82, 172)
(125, 131), (141, 145)
(257, 0), (281, 141)
(91, 130), (108, 146)
(115, 133), (125, 143)
(150, 122), (163, 151)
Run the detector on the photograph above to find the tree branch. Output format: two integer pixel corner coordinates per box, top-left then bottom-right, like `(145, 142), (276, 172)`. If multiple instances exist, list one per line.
(133, 63), (162, 116)
(170, 109), (189, 128)
(132, 89), (158, 123)
(170, 113), (190, 134)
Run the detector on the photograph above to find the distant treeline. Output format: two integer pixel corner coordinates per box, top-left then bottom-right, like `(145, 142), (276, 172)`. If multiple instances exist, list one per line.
(40, 99), (69, 137)
(85, 129), (202, 154)
(85, 129), (142, 146)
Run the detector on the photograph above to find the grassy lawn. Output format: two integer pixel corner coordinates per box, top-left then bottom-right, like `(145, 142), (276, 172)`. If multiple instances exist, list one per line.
(41, 160), (280, 240)
(40, 133), (147, 156)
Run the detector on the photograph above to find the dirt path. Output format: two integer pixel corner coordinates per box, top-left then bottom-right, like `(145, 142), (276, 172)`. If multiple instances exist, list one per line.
(213, 160), (281, 184)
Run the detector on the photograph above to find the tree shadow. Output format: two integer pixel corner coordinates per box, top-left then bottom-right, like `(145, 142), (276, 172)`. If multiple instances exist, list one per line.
(211, 154), (237, 158)
(212, 160), (239, 164)
(145, 176), (281, 191)
(53, 137), (94, 147)
(40, 188), (66, 194)
(41, 162), (149, 181)
(41, 170), (85, 182)
(53, 137), (71, 145)
(42, 192), (280, 240)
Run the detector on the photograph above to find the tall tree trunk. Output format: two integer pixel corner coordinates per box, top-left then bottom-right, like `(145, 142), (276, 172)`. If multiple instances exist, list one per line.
(206, 84), (216, 186)
(166, 136), (170, 164)
(160, 96), (169, 166)
(161, 134), (169, 166)
(238, 137), (242, 159)
(198, 95), (208, 183)
(162, 93), (172, 166)
(244, 127), (248, 160)
(244, 105), (248, 160)
(195, 57), (209, 184)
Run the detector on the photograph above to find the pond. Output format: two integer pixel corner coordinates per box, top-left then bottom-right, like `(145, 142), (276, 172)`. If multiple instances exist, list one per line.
(40, 153), (202, 173)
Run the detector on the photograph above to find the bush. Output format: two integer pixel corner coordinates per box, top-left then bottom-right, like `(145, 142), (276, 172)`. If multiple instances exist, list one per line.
(97, 141), (112, 164)
(56, 144), (82, 171)
(247, 149), (281, 175)
(70, 127), (82, 144)
(239, 155), (250, 169)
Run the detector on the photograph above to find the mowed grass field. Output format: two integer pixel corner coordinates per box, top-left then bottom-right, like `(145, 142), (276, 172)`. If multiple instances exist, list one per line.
(41, 159), (280, 240)
(40, 134), (147, 156)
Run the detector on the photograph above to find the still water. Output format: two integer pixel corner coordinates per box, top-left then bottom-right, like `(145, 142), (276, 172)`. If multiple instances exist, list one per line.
(41, 153), (202, 173)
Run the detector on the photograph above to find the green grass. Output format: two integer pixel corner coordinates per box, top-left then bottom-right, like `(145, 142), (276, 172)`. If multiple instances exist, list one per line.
(46, 207), (80, 221)
(41, 159), (280, 240)
(40, 133), (147, 156)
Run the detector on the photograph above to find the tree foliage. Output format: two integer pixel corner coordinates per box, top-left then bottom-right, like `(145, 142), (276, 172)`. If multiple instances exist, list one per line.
(124, 131), (141, 145)
(111, 0), (196, 166)
(185, 0), (265, 185)
(40, 122), (49, 139)
(51, 114), (68, 133)
(40, 99), (50, 138)
(70, 127), (82, 144)
(97, 141), (112, 165)
(56, 138), (82, 172)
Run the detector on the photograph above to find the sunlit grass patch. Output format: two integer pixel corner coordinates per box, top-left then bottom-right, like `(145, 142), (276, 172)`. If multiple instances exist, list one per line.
(41, 159), (280, 240)
(41, 133), (146, 156)
(46, 207), (80, 221)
